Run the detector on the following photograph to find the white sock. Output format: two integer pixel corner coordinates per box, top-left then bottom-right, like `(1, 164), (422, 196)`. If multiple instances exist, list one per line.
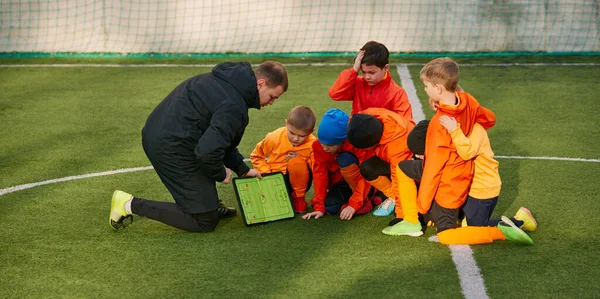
(125, 198), (133, 214)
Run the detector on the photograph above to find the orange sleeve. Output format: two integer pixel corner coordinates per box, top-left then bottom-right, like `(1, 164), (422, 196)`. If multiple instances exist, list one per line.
(310, 142), (331, 213)
(249, 131), (279, 174)
(417, 128), (450, 214)
(347, 177), (370, 211)
(307, 140), (316, 170)
(450, 124), (485, 161)
(342, 145), (372, 210)
(391, 88), (414, 124)
(353, 147), (374, 163)
(328, 68), (358, 101)
(476, 106), (496, 130)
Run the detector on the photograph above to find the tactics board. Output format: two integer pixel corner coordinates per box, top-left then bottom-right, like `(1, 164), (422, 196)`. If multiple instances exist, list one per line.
(232, 172), (294, 226)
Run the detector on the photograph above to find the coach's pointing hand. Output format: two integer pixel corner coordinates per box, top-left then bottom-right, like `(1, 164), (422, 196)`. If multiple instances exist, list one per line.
(244, 169), (263, 179)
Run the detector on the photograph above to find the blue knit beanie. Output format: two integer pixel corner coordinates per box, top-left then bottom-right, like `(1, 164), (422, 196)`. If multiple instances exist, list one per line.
(318, 109), (350, 145)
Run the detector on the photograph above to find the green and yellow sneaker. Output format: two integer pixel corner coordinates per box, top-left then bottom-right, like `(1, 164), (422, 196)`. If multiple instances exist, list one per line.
(382, 221), (423, 237)
(110, 190), (133, 230)
(497, 216), (534, 245)
(514, 207), (537, 232)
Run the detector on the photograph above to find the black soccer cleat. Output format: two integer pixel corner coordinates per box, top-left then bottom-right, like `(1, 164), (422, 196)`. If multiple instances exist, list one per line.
(217, 201), (237, 218)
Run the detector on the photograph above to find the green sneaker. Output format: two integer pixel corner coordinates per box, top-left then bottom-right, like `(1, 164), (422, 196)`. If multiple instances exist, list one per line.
(382, 221), (423, 237)
(110, 190), (133, 230)
(497, 216), (534, 245)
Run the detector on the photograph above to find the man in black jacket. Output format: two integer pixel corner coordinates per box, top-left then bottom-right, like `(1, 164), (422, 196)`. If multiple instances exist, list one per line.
(109, 61), (288, 232)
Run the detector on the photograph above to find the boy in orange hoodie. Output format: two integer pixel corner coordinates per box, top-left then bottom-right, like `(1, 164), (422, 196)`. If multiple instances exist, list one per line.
(250, 106), (317, 213)
(346, 107), (417, 233)
(329, 41), (414, 123)
(405, 57), (532, 244)
(302, 109), (375, 221)
(439, 116), (537, 239)
(388, 117), (536, 244)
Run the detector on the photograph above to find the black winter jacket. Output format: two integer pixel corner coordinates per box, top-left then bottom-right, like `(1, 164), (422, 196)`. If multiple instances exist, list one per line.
(142, 62), (260, 182)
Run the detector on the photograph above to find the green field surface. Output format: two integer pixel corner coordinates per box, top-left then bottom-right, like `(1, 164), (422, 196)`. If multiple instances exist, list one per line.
(1, 57), (599, 298)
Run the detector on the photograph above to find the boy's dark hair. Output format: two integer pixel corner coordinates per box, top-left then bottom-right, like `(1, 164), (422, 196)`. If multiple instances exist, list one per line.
(347, 114), (384, 149)
(287, 106), (316, 132)
(255, 61), (288, 92)
(360, 41), (389, 68)
(419, 57), (459, 92)
(407, 120), (430, 155)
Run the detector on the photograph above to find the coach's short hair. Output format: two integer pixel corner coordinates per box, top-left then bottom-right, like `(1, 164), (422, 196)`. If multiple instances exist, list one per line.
(255, 61), (288, 92)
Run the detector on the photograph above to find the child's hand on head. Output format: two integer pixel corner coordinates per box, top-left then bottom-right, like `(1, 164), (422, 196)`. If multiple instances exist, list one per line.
(353, 50), (365, 73)
(439, 116), (458, 132)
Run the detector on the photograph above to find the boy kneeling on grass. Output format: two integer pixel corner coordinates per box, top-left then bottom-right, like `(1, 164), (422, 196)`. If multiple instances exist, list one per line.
(385, 57), (535, 245)
(391, 118), (537, 244)
(346, 107), (417, 233)
(250, 106), (317, 213)
(303, 108), (380, 221)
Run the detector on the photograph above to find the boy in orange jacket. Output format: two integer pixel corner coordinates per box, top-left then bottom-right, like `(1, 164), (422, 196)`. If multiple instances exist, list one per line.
(388, 117), (536, 244)
(302, 109), (375, 221)
(250, 106), (317, 213)
(329, 41), (414, 123)
(402, 57), (531, 244)
(346, 107), (417, 233)
(439, 116), (537, 241)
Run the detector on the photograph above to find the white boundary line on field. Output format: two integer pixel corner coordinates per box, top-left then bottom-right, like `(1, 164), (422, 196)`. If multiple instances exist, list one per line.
(0, 155), (597, 197)
(2, 155), (596, 197)
(1, 62), (599, 68)
(496, 155), (600, 163)
(451, 245), (489, 299)
(396, 64), (427, 122)
(0, 166), (154, 197)
(396, 64), (489, 299)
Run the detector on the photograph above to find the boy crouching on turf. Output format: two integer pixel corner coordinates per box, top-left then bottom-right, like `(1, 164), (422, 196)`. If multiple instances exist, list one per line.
(303, 108), (377, 221)
(388, 118), (537, 244)
(413, 57), (532, 245)
(250, 106), (317, 213)
(346, 107), (417, 233)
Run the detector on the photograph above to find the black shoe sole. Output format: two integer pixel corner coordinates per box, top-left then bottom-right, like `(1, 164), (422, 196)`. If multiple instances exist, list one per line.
(217, 208), (237, 218)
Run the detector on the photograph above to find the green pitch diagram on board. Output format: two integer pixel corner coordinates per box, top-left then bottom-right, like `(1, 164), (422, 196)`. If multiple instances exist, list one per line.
(233, 172), (294, 226)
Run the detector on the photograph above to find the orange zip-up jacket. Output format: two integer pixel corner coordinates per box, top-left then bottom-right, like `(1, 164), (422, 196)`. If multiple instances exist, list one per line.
(360, 108), (414, 201)
(250, 127), (316, 174)
(450, 123), (501, 199)
(417, 91), (496, 213)
(329, 68), (414, 124)
(311, 140), (374, 213)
